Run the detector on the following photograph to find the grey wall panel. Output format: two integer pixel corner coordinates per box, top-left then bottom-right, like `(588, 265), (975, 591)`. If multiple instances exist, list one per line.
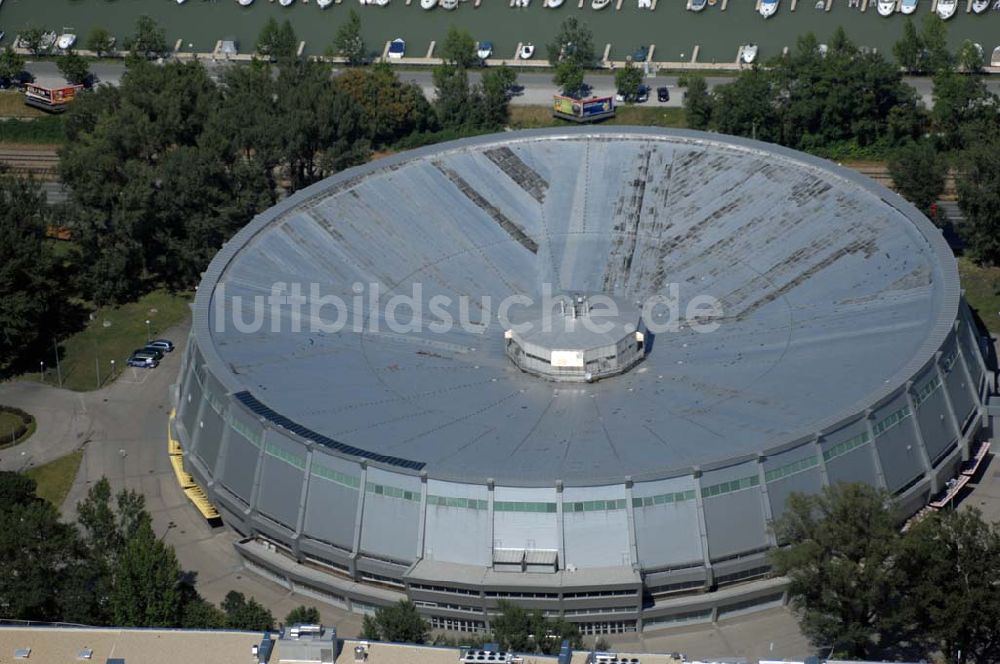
(913, 368), (955, 463)
(177, 343), (199, 425)
(493, 487), (559, 552)
(220, 427), (260, 504)
(563, 486), (631, 568)
(942, 337), (977, 426)
(257, 430), (307, 528)
(701, 461), (768, 560)
(360, 468), (421, 562)
(303, 452), (361, 551)
(195, 398), (224, 473)
(766, 470), (823, 521)
(703, 491), (768, 560)
(821, 418), (878, 487)
(957, 314), (985, 387)
(872, 392), (923, 492)
(424, 480), (491, 566)
(179, 360), (204, 443)
(632, 477), (702, 569)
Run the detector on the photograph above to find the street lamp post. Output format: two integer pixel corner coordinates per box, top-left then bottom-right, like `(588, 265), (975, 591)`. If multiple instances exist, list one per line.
(145, 319), (151, 343)
(110, 359), (116, 380)
(39, 361), (45, 383)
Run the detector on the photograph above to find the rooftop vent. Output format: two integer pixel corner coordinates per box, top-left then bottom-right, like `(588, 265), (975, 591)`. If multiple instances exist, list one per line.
(78, 648), (94, 660)
(14, 648), (31, 660)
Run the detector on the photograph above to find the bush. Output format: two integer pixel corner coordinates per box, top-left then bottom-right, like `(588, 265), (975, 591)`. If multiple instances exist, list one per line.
(0, 116), (67, 144)
(0, 405), (34, 446)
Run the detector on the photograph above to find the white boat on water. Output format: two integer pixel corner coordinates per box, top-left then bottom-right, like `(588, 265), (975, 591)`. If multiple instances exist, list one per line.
(237, 0), (254, 6)
(741, 43), (758, 64)
(177, 0), (187, 4)
(56, 33), (76, 50)
(40, 31), (57, 50)
(519, 42), (535, 59)
(992, 46), (1000, 68)
(593, 0), (611, 8)
(374, 0), (391, 6)
(876, 0), (894, 15)
(971, 0), (989, 12)
(638, 0), (652, 7)
(441, 0), (458, 9)
(900, 0), (917, 13)
(421, 0), (437, 8)
(317, 0), (333, 6)
(545, 0), (565, 7)
(387, 37), (405, 59)
(477, 41), (493, 59)
(279, 0), (294, 6)
(936, 0), (956, 18)
(513, 0), (531, 6)
(759, 0), (779, 18)
(689, 0), (707, 10)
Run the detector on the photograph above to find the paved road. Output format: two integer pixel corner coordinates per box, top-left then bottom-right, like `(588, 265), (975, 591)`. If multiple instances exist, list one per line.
(26, 59), (1000, 110)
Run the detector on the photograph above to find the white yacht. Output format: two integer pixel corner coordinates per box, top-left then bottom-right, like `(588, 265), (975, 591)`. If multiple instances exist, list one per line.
(900, 0), (917, 13)
(477, 41), (493, 60)
(387, 38), (405, 59)
(421, 0), (437, 8)
(56, 33), (76, 50)
(593, 0), (612, 8)
(519, 43), (535, 59)
(971, 0), (989, 12)
(741, 43), (758, 64)
(876, 0), (894, 15)
(690, 0), (708, 9)
(936, 0), (957, 19)
(759, 0), (779, 18)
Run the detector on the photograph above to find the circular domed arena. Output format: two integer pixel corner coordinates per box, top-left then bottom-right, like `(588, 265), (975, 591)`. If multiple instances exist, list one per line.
(171, 127), (991, 635)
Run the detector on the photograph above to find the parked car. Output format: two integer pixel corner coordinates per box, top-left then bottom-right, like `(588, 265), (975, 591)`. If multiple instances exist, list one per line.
(147, 339), (174, 353)
(636, 85), (650, 103)
(657, 86), (670, 102)
(135, 347), (164, 361)
(127, 354), (158, 369)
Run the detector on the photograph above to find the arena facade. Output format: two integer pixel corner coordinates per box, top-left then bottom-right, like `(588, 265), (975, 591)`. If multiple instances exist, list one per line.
(171, 128), (993, 635)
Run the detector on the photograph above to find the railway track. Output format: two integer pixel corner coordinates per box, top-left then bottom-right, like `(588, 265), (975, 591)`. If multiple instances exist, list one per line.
(0, 149), (60, 179)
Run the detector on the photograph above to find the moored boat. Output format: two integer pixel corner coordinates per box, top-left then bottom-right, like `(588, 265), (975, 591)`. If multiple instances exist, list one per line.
(421, 0), (437, 7)
(441, 0), (458, 9)
(545, 0), (565, 7)
(992, 46), (1000, 68)
(519, 42), (535, 59)
(237, 0), (254, 6)
(477, 41), (493, 60)
(741, 43), (758, 64)
(971, 0), (988, 12)
(759, 0), (779, 18)
(387, 37), (405, 59)
(56, 33), (76, 50)
(317, 0), (334, 7)
(593, 0), (612, 8)
(876, 0), (894, 15)
(936, 0), (957, 18)
(279, 0), (294, 6)
(689, 0), (707, 9)
(900, 0), (917, 13)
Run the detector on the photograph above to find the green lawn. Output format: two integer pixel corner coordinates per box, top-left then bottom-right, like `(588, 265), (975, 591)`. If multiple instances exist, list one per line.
(0, 90), (48, 118)
(958, 257), (1000, 336)
(45, 289), (193, 391)
(25, 449), (84, 508)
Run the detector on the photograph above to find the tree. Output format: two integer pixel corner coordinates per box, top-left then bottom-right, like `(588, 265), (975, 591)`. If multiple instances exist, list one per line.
(931, 69), (996, 150)
(957, 131), (1000, 265)
(334, 10), (366, 66)
(887, 140), (946, 215)
(920, 13), (951, 75)
(711, 68), (779, 143)
(433, 63), (473, 128)
(897, 509), (1000, 664)
(0, 46), (25, 82)
(553, 59), (585, 99)
(285, 605), (321, 625)
(257, 18), (297, 60)
(57, 51), (91, 86)
(679, 74), (711, 130)
(492, 600), (582, 655)
(221, 591), (275, 631)
(474, 65), (517, 129)
(364, 600), (427, 644)
(127, 16), (169, 60)
(893, 19), (923, 74)
(957, 39), (984, 73)
(441, 26), (477, 69)
(0, 472), (38, 507)
(546, 17), (595, 68)
(770, 483), (906, 659)
(19, 26), (47, 56)
(336, 64), (436, 146)
(85, 26), (116, 57)
(614, 60), (643, 103)
(0, 176), (64, 372)
(111, 514), (183, 627)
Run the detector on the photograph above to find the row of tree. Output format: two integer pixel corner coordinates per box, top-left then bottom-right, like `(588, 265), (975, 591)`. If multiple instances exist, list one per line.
(0, 472), (287, 630)
(773, 482), (1000, 663)
(360, 598), (590, 655)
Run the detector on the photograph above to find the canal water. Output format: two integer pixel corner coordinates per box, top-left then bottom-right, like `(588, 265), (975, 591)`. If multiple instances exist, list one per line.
(1, 0), (997, 64)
